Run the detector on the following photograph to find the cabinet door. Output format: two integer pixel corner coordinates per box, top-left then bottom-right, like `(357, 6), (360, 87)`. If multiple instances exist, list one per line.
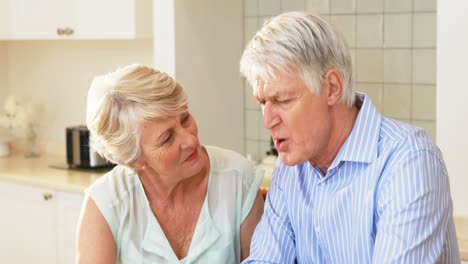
(57, 191), (84, 264)
(0, 182), (57, 264)
(9, 0), (74, 39)
(7, 0), (151, 39)
(73, 0), (135, 39)
(0, 0), (11, 38)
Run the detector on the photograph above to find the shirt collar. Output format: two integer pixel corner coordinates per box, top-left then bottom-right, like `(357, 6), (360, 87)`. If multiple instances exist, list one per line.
(328, 93), (382, 170)
(140, 200), (220, 262)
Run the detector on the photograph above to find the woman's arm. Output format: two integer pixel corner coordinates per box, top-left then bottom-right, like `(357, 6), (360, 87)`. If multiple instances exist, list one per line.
(75, 194), (116, 264)
(240, 190), (264, 261)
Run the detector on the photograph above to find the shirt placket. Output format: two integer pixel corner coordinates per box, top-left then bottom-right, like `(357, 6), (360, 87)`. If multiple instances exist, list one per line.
(311, 167), (329, 262)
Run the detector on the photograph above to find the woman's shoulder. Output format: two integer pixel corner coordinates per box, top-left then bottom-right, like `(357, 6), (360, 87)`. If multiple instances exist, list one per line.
(205, 145), (263, 184)
(86, 165), (140, 204)
(205, 145), (254, 172)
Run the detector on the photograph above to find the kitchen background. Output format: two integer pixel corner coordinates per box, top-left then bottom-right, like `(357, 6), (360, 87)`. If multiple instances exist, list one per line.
(0, 0), (467, 261)
(243, 0), (437, 163)
(0, 0), (440, 167)
(0, 0), (246, 157)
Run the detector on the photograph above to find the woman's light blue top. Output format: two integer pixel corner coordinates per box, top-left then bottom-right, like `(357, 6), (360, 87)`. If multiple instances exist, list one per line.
(86, 146), (263, 264)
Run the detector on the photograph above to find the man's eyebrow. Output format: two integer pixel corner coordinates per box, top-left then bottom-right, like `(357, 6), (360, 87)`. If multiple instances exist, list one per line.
(253, 93), (264, 103)
(254, 90), (295, 103)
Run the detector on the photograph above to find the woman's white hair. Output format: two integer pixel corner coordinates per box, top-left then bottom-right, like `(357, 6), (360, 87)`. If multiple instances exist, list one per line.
(86, 64), (189, 172)
(240, 11), (355, 107)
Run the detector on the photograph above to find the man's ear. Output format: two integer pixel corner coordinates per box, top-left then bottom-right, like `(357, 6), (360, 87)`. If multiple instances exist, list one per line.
(323, 68), (343, 106)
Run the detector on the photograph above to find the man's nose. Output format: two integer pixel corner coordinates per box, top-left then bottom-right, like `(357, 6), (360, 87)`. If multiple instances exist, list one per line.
(262, 104), (280, 129)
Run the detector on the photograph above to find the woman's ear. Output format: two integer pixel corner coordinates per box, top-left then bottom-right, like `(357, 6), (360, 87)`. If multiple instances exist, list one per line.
(130, 160), (147, 171)
(323, 68), (343, 106)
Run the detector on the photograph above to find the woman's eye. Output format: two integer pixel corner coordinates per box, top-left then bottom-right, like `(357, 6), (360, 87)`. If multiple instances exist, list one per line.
(182, 114), (191, 125)
(162, 133), (173, 144)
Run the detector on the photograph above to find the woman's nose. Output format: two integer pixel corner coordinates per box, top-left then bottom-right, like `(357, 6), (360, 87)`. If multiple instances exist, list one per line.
(180, 127), (197, 148)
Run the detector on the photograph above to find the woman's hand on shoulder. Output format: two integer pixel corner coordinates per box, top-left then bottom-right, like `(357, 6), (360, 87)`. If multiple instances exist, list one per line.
(76, 194), (116, 264)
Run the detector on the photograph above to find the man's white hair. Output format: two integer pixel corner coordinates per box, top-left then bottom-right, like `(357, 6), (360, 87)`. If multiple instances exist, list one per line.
(240, 11), (355, 107)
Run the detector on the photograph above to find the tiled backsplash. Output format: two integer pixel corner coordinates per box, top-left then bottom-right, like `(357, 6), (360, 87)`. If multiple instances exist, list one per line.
(243, 0), (437, 162)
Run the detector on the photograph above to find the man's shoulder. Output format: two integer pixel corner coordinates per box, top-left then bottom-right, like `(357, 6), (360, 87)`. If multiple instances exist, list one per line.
(376, 117), (445, 179)
(379, 117), (439, 154)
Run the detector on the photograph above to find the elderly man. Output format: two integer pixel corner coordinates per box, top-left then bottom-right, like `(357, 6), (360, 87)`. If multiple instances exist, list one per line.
(240, 12), (460, 263)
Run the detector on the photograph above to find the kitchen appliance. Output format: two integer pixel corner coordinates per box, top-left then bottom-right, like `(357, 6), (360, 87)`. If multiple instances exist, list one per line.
(66, 125), (112, 168)
(267, 137), (278, 156)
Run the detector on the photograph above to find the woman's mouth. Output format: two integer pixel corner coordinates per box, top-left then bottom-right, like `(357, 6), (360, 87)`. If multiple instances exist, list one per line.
(185, 148), (199, 162)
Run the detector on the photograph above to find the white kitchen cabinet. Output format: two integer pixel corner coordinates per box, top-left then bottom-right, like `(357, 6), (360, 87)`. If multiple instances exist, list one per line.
(0, 181), (84, 264)
(0, 181), (58, 263)
(0, 0), (11, 38)
(6, 0), (152, 39)
(57, 191), (85, 264)
(9, 0), (71, 39)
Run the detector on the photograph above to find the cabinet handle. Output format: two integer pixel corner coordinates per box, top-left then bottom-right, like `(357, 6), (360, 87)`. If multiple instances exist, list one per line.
(64, 28), (74, 36)
(43, 193), (53, 201)
(56, 28), (74, 36)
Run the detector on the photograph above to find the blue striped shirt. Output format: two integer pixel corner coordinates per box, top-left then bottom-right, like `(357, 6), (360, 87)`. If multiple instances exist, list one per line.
(244, 94), (460, 263)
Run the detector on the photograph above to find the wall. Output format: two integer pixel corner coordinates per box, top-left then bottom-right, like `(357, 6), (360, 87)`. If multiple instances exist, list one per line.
(3, 1), (244, 157)
(5, 40), (153, 154)
(0, 42), (8, 137)
(154, 0), (245, 154)
(0, 42), (7, 99)
(437, 0), (468, 216)
(243, 0), (437, 162)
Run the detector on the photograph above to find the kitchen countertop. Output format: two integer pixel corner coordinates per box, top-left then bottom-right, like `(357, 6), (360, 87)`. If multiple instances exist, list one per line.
(1, 153), (466, 260)
(456, 216), (468, 261)
(461, 241), (468, 261)
(257, 155), (276, 191)
(0, 153), (109, 193)
(0, 152), (276, 194)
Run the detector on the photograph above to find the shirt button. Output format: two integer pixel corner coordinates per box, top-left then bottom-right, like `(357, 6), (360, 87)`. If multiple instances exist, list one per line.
(320, 181), (325, 186)
(315, 226), (321, 232)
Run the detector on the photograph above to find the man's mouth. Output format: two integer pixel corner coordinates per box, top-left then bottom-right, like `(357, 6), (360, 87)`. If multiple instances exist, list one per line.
(275, 138), (285, 144)
(274, 138), (287, 151)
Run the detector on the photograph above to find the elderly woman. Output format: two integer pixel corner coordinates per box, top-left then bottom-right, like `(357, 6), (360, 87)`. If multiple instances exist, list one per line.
(76, 64), (264, 263)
